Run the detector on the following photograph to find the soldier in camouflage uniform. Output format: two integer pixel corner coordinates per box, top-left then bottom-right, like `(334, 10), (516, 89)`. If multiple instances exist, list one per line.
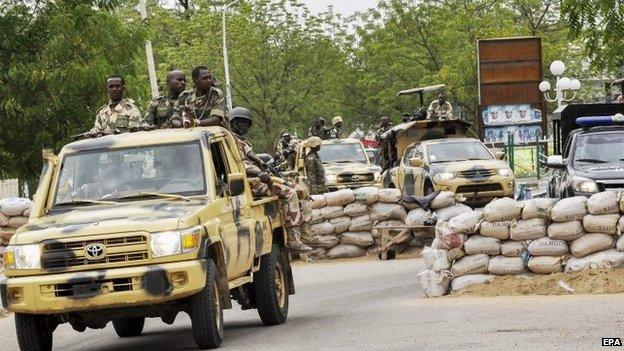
(427, 92), (453, 120)
(229, 107), (311, 251)
(308, 118), (326, 138)
(329, 116), (345, 139)
(304, 136), (327, 194)
(375, 116), (394, 170)
(274, 132), (293, 170)
(143, 70), (187, 128)
(89, 75), (141, 134)
(170, 66), (229, 130)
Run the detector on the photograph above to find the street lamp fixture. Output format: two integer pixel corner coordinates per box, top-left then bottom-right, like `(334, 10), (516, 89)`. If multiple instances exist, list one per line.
(222, 0), (241, 112)
(539, 60), (581, 107)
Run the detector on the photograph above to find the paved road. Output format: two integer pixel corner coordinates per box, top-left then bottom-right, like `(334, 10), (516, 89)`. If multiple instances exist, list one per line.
(1, 258), (623, 350)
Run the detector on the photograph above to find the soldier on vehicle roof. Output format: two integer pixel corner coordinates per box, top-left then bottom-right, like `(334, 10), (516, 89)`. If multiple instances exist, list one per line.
(144, 70), (187, 129)
(229, 107), (312, 252)
(329, 116), (345, 139)
(170, 66), (228, 130)
(304, 136), (327, 195)
(427, 92), (453, 120)
(308, 118), (327, 139)
(89, 75), (142, 135)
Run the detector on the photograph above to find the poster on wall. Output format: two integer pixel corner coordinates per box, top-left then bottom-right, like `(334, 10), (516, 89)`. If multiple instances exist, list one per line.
(484, 124), (542, 144)
(482, 104), (542, 126)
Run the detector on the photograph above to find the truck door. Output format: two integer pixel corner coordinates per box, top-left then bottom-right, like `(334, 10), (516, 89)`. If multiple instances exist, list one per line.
(208, 138), (255, 277)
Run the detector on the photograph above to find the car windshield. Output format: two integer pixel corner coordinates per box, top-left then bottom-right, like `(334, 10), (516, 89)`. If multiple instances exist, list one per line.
(54, 141), (206, 205)
(573, 132), (624, 164)
(426, 141), (492, 163)
(318, 143), (368, 163)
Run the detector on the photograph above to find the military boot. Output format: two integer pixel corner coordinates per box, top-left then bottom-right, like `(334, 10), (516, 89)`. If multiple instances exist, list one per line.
(288, 226), (313, 252)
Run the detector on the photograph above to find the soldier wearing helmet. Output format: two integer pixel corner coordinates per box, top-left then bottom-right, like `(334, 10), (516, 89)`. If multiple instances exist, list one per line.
(229, 107), (312, 252)
(329, 116), (344, 139)
(308, 118), (327, 139)
(303, 136), (327, 194)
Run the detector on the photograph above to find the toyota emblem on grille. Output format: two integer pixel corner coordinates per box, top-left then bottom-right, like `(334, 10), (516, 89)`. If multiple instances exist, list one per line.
(84, 243), (106, 260)
(351, 175), (361, 182)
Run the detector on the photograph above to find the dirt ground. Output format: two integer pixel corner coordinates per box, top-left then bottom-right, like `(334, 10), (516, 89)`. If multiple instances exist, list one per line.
(451, 268), (624, 297)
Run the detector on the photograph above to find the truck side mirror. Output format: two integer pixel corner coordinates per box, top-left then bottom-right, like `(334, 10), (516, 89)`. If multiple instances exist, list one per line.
(409, 157), (423, 168)
(546, 155), (566, 169)
(494, 151), (506, 160)
(227, 173), (246, 197)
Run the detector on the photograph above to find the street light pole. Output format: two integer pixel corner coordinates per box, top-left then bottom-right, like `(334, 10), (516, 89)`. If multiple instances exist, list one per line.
(222, 0), (241, 112)
(138, 0), (159, 99)
(539, 60), (581, 107)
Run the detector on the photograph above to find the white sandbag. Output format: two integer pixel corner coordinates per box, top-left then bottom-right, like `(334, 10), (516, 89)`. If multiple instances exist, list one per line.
(321, 206), (344, 219)
(310, 235), (339, 249)
(310, 194), (326, 209)
(354, 187), (379, 204)
(548, 220), (585, 241)
(447, 210), (483, 234)
(370, 203), (406, 222)
(349, 214), (373, 231)
(308, 222), (335, 236)
(416, 269), (452, 297)
(378, 188), (402, 203)
(550, 196), (588, 222)
(430, 191), (457, 209)
(483, 197), (523, 222)
(327, 244), (367, 259)
(451, 254), (490, 277)
(500, 240), (528, 257)
(343, 203), (368, 217)
(450, 274), (495, 292)
(619, 216), (624, 235)
(509, 218), (547, 240)
(527, 237), (569, 256)
(565, 249), (624, 272)
(340, 232), (374, 247)
(405, 208), (432, 226)
(422, 247), (451, 271)
(570, 233), (614, 258)
(528, 256), (564, 274)
(522, 198), (557, 220)
(435, 222), (465, 249)
(448, 247), (466, 262)
(435, 203), (472, 222)
(432, 237), (450, 250)
(587, 191), (620, 215)
(463, 235), (501, 255)
(330, 216), (351, 234)
(479, 221), (510, 240)
(324, 189), (355, 206)
(488, 256), (527, 275)
(310, 209), (324, 223)
(583, 214), (619, 234)
(7, 216), (28, 229)
(617, 235), (624, 252)
(0, 198), (32, 217)
(0, 213), (9, 227)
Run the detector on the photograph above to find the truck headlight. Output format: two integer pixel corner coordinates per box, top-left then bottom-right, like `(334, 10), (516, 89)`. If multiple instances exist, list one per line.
(435, 172), (455, 181)
(498, 168), (513, 177)
(325, 175), (338, 184)
(150, 226), (202, 258)
(4, 244), (41, 270)
(570, 176), (598, 193)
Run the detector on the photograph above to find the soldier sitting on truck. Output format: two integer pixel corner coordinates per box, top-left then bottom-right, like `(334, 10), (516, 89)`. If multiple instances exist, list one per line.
(427, 92), (453, 120)
(229, 107), (312, 252)
(143, 70), (187, 129)
(89, 75), (142, 135)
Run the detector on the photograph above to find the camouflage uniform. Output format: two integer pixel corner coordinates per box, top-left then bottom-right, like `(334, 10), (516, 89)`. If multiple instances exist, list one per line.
(144, 95), (177, 128)
(90, 98), (141, 134)
(233, 133), (302, 227)
(308, 126), (326, 139)
(426, 100), (453, 120)
(170, 87), (229, 129)
(329, 127), (344, 139)
(375, 123), (394, 170)
(305, 151), (326, 195)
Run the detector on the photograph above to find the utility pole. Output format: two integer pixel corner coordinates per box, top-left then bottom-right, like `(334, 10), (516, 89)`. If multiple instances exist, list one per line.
(222, 0), (241, 111)
(138, 0), (159, 99)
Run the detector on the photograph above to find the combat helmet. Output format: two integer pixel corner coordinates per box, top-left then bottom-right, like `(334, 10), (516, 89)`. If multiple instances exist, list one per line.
(229, 107), (252, 124)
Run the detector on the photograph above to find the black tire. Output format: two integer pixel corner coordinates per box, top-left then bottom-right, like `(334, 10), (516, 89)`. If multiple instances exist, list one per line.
(253, 244), (289, 326)
(112, 317), (145, 337)
(424, 180), (434, 195)
(188, 259), (223, 349)
(15, 313), (53, 351)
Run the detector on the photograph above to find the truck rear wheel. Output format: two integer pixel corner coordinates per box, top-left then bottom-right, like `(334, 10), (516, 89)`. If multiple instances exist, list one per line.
(188, 259), (223, 349)
(112, 317), (145, 337)
(15, 313), (53, 351)
(253, 244), (289, 326)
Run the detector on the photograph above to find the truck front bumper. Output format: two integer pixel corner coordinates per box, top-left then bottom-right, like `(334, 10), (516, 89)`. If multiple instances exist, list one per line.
(434, 176), (515, 203)
(1, 259), (207, 314)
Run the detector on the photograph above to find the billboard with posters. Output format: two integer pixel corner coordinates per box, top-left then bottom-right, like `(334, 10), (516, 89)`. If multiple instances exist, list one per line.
(482, 104), (543, 144)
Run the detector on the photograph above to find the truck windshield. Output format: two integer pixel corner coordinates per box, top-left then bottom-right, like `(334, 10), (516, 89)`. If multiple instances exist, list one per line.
(54, 141), (206, 205)
(573, 132), (624, 164)
(426, 141), (492, 163)
(318, 143), (368, 163)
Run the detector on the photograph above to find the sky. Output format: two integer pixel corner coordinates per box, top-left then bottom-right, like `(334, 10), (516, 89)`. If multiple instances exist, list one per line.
(301, 0), (378, 16)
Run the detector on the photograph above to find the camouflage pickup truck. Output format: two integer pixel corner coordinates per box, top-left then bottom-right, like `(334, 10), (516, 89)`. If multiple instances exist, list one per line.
(1, 127), (295, 350)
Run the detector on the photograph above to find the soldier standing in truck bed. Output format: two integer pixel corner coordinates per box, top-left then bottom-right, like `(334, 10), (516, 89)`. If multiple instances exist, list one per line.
(143, 70), (187, 129)
(304, 137), (327, 195)
(89, 75), (142, 134)
(427, 92), (453, 120)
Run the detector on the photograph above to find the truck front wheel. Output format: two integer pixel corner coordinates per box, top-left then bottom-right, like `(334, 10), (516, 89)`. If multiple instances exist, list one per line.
(112, 317), (145, 337)
(188, 259), (223, 349)
(253, 244), (289, 326)
(15, 313), (53, 351)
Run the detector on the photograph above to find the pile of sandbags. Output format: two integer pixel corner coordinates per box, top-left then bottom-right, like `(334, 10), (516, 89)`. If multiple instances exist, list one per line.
(418, 191), (624, 297)
(0, 198), (32, 272)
